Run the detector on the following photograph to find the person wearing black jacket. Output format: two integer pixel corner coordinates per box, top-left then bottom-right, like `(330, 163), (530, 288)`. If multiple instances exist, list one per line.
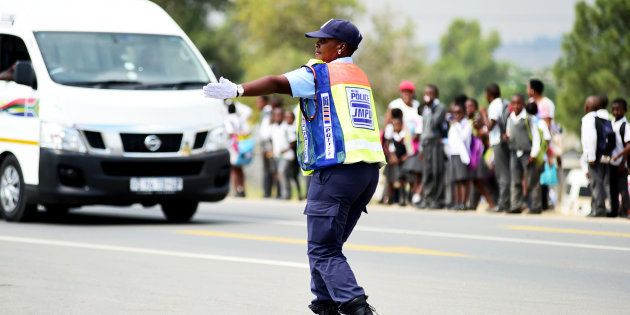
(418, 84), (447, 209)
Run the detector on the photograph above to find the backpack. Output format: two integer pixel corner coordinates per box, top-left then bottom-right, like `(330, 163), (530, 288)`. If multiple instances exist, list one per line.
(468, 136), (484, 170)
(524, 116), (547, 167)
(595, 116), (615, 159)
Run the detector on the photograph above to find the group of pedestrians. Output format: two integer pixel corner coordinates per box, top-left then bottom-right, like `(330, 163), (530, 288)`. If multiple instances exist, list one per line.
(580, 96), (630, 218)
(257, 96), (303, 200)
(380, 79), (567, 215)
(234, 79), (630, 220)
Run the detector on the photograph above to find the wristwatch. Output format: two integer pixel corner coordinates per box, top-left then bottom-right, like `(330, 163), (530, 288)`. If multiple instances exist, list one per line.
(236, 84), (244, 97)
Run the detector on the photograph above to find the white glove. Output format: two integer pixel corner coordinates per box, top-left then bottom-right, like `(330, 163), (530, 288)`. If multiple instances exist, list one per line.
(203, 77), (238, 99)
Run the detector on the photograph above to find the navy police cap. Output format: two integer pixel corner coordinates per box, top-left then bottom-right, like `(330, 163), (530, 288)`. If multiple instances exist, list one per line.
(305, 19), (363, 49)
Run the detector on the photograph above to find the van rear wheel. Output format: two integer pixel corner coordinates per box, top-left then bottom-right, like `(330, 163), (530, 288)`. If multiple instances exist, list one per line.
(0, 155), (36, 222)
(161, 200), (198, 223)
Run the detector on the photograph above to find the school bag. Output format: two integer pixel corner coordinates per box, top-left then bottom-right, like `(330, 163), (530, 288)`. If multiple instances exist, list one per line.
(595, 116), (615, 160)
(468, 136), (484, 170)
(234, 136), (254, 166)
(524, 116), (547, 167)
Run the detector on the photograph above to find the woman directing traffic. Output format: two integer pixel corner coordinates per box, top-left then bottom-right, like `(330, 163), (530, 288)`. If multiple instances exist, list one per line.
(202, 19), (385, 315)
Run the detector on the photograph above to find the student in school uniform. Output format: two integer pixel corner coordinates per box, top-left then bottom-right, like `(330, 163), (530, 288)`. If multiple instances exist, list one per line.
(388, 81), (423, 205)
(284, 110), (303, 200)
(609, 98), (630, 218)
(447, 101), (472, 210)
(384, 109), (409, 206)
(506, 94), (542, 214)
(481, 83), (510, 212)
(466, 98), (497, 210)
(581, 95), (612, 217)
(419, 84), (447, 209)
(270, 107), (297, 199)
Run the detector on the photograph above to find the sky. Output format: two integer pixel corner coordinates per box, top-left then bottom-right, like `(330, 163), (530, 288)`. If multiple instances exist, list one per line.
(360, 0), (583, 44)
(358, 0), (589, 68)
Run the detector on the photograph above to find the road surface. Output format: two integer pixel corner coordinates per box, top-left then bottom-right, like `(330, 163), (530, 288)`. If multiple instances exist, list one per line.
(1, 199), (629, 314)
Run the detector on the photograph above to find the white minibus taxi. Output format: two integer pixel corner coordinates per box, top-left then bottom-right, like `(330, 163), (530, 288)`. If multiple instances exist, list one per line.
(0, 0), (230, 222)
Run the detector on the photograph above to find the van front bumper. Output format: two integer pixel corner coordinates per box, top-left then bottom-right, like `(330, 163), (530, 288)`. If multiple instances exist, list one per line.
(27, 149), (231, 206)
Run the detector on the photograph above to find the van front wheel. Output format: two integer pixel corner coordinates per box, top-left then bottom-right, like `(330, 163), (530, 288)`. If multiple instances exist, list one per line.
(161, 201), (198, 223)
(0, 155), (36, 222)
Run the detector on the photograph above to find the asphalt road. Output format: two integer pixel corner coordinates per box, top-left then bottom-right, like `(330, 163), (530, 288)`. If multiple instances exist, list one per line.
(1, 199), (630, 314)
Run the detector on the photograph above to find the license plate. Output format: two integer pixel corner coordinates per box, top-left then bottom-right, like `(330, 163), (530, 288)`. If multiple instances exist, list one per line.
(130, 177), (183, 193)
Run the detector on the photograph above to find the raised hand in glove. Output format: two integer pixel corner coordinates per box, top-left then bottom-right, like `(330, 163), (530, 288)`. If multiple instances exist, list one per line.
(202, 77), (239, 99)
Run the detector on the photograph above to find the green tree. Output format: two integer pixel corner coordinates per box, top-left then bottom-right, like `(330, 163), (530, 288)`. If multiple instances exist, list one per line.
(152, 0), (244, 80)
(554, 0), (630, 133)
(232, 0), (360, 82)
(429, 19), (508, 105)
(355, 10), (427, 113)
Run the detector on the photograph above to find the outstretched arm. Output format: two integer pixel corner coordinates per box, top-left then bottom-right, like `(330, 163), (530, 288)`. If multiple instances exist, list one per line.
(203, 75), (292, 99)
(242, 75), (292, 96)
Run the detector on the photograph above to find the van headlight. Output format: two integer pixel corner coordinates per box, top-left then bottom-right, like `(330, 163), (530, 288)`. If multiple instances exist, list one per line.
(205, 126), (227, 151)
(40, 122), (87, 153)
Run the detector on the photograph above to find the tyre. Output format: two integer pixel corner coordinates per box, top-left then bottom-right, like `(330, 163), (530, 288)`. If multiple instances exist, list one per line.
(161, 200), (198, 223)
(0, 155), (36, 222)
(45, 205), (71, 217)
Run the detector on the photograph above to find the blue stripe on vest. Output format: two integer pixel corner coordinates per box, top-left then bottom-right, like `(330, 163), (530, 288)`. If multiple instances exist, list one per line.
(298, 63), (346, 171)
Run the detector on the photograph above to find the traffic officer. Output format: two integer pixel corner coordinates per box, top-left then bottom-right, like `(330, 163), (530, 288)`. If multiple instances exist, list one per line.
(202, 19), (385, 315)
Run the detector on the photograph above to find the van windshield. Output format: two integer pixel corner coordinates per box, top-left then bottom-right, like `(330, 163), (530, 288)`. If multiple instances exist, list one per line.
(34, 32), (210, 90)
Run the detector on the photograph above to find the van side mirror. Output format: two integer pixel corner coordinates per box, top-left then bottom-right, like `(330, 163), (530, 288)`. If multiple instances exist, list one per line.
(14, 60), (37, 89)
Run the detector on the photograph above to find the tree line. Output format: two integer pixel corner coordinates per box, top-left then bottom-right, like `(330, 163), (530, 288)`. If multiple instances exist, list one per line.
(154, 0), (629, 134)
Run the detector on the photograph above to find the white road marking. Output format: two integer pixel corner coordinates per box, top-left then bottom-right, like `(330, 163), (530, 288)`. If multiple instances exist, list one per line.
(262, 220), (630, 253)
(0, 235), (309, 269)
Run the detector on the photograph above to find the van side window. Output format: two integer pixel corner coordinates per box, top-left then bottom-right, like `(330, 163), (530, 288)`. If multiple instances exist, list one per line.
(0, 34), (36, 88)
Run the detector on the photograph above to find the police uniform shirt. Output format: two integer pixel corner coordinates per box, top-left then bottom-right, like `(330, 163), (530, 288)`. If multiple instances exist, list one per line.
(283, 57), (353, 99)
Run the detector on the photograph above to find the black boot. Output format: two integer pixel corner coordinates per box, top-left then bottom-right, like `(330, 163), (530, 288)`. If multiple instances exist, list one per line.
(309, 300), (340, 315)
(339, 295), (376, 315)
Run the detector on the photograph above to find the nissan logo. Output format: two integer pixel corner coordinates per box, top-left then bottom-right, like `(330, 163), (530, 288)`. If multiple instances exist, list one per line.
(144, 135), (162, 152)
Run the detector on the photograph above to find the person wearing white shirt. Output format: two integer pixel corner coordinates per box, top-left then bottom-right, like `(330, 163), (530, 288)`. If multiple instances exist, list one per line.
(387, 81), (422, 147)
(580, 96), (610, 217)
(609, 98), (630, 218)
(447, 103), (472, 210)
(224, 100), (249, 197)
(482, 83), (510, 211)
(269, 107), (296, 199)
(388, 81), (424, 205)
(527, 79), (557, 210)
(383, 114), (409, 206)
(284, 110), (303, 200)
(256, 96), (274, 198)
(505, 94), (541, 214)
(527, 79), (555, 128)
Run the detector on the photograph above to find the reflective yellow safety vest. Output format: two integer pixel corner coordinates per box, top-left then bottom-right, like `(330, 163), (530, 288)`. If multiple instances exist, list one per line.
(297, 59), (386, 174)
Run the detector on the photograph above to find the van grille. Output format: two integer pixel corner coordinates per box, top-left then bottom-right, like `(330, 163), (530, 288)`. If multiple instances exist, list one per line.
(120, 133), (182, 153)
(102, 161), (203, 177)
(83, 131), (106, 149)
(193, 131), (208, 149)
